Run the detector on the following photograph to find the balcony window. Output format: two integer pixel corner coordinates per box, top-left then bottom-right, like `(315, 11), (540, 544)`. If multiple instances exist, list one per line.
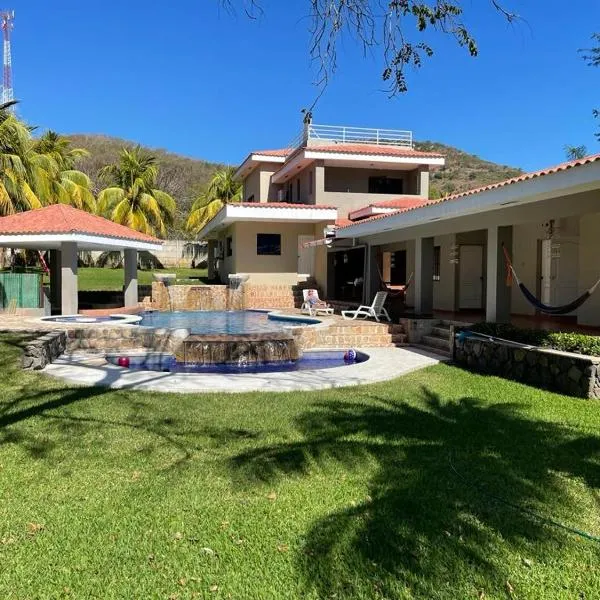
(257, 233), (281, 256)
(368, 176), (404, 194)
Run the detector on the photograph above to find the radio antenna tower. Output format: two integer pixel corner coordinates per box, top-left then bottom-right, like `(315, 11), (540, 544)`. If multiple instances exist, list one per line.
(0, 10), (14, 106)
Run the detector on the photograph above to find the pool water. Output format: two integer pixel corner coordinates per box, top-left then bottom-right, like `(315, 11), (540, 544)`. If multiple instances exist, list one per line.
(138, 310), (319, 334)
(106, 350), (369, 374)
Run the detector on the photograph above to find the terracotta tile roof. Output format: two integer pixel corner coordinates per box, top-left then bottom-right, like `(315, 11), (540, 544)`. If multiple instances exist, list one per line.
(251, 148), (291, 157)
(0, 204), (161, 243)
(236, 202), (337, 210)
(369, 196), (433, 209)
(307, 143), (445, 159)
(335, 218), (353, 227)
(337, 153), (600, 230)
(347, 197), (431, 221)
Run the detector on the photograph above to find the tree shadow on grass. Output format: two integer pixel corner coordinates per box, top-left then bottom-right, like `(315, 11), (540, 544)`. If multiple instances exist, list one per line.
(0, 378), (264, 467)
(230, 387), (600, 598)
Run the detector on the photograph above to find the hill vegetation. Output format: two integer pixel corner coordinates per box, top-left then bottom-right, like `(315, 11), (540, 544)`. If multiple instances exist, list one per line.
(67, 134), (225, 236)
(415, 141), (523, 198)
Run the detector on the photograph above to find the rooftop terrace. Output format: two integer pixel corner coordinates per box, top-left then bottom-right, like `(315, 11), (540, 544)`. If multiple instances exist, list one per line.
(290, 123), (414, 151)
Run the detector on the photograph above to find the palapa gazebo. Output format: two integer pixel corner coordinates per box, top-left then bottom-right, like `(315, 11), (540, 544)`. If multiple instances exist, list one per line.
(0, 204), (162, 314)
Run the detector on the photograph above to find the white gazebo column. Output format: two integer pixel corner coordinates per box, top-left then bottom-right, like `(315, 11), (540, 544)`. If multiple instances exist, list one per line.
(60, 241), (78, 315)
(414, 236), (434, 315)
(486, 226), (513, 323)
(124, 248), (138, 308)
(49, 249), (62, 311)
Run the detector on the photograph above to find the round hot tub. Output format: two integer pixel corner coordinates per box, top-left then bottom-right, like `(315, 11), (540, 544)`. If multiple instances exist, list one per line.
(39, 314), (142, 325)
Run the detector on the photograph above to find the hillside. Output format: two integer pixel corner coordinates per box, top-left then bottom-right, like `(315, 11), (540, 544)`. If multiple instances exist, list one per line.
(66, 134), (523, 237)
(415, 141), (523, 198)
(67, 134), (225, 237)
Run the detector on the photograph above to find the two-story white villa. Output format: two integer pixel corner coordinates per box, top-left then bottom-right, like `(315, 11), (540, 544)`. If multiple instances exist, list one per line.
(199, 122), (445, 302)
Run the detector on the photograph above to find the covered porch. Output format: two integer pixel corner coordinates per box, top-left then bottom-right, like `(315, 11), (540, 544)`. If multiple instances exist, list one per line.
(0, 204), (162, 315)
(336, 154), (600, 328)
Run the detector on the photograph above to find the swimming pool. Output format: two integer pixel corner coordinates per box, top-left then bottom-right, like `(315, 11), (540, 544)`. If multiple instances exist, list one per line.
(106, 349), (369, 374)
(138, 310), (319, 335)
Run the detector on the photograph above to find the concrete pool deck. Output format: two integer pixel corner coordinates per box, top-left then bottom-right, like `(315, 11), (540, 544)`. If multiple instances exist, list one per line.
(42, 347), (448, 393)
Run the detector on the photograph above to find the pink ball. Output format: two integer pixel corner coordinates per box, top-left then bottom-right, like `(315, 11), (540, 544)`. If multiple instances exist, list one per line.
(117, 356), (130, 368)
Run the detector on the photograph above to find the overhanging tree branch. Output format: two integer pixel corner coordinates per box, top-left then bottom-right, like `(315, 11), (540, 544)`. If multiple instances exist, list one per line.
(219, 1), (519, 104)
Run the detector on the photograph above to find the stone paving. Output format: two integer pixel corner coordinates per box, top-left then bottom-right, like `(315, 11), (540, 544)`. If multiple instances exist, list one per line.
(42, 346), (447, 394)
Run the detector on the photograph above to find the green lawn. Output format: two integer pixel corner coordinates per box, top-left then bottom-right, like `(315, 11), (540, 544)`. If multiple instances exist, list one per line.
(77, 267), (207, 291)
(0, 334), (599, 599)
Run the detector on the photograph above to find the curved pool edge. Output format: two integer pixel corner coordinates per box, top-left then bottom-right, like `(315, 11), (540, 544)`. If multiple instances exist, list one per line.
(41, 347), (445, 394)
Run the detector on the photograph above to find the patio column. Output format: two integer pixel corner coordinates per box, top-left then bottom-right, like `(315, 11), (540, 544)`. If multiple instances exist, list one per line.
(124, 248), (138, 308)
(60, 241), (78, 315)
(414, 236), (434, 315)
(486, 226), (513, 323)
(207, 240), (217, 280)
(49, 249), (62, 311)
(364, 244), (380, 304)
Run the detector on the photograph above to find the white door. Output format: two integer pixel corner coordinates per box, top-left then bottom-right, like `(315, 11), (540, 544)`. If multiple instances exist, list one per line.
(459, 245), (484, 309)
(541, 238), (579, 310)
(298, 235), (315, 276)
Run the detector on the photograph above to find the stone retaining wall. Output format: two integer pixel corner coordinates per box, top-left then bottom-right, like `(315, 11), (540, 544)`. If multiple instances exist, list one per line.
(66, 327), (189, 355)
(62, 320), (403, 357)
(242, 285), (296, 309)
(22, 331), (67, 370)
(454, 335), (600, 399)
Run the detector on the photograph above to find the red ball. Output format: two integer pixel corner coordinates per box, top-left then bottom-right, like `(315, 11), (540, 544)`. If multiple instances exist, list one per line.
(117, 356), (130, 368)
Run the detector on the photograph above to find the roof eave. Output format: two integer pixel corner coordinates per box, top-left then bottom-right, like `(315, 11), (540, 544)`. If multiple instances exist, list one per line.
(0, 232), (163, 251)
(197, 204), (338, 239)
(235, 152), (287, 181)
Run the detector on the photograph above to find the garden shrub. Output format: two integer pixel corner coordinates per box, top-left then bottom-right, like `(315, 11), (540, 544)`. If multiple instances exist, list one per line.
(468, 322), (600, 357)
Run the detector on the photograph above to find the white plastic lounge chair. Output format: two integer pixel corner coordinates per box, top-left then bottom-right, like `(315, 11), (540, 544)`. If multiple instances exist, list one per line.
(342, 291), (391, 322)
(301, 289), (334, 317)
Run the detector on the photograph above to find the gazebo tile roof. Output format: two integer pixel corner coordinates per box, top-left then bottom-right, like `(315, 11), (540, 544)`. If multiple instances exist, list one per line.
(0, 204), (161, 244)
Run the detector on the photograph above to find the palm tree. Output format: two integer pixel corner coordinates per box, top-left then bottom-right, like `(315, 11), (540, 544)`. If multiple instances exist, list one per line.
(97, 146), (176, 237)
(34, 131), (96, 212)
(0, 100), (49, 215)
(186, 167), (242, 234)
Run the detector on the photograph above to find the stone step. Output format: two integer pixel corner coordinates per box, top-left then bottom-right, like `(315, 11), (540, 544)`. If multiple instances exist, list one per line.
(421, 334), (452, 351)
(431, 325), (452, 338)
(439, 318), (473, 328)
(388, 324), (405, 334)
(391, 333), (408, 344)
(412, 343), (453, 359)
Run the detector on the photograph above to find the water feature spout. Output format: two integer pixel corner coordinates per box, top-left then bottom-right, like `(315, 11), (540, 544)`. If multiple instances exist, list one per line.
(227, 273), (250, 310)
(153, 273), (177, 311)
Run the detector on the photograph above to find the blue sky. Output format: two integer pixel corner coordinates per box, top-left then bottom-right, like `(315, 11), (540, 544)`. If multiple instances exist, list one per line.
(10, 0), (600, 171)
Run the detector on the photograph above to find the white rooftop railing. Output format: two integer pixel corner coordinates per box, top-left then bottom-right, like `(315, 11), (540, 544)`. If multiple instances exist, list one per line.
(288, 123), (413, 150)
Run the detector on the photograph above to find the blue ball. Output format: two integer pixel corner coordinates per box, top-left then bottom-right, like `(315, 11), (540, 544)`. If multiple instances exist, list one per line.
(344, 348), (357, 362)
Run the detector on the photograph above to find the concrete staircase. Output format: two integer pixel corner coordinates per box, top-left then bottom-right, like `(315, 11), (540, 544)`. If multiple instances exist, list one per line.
(418, 321), (453, 357)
